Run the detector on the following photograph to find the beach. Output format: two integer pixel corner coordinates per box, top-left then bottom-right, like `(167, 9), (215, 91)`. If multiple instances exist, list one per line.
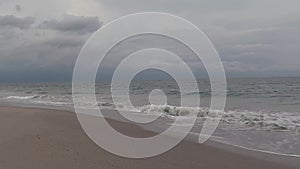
(1, 0), (300, 168)
(0, 106), (298, 169)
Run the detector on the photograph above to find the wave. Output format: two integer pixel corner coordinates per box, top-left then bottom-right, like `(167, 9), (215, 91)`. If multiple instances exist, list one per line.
(33, 100), (72, 105)
(223, 110), (300, 131)
(136, 104), (300, 132)
(138, 104), (208, 117)
(5, 95), (42, 100)
(3, 95), (71, 106)
(2, 94), (300, 132)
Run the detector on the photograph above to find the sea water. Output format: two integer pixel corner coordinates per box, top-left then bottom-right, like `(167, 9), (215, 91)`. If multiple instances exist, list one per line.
(0, 77), (299, 156)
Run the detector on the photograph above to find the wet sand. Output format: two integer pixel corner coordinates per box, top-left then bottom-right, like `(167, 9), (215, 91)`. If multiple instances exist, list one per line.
(0, 106), (298, 169)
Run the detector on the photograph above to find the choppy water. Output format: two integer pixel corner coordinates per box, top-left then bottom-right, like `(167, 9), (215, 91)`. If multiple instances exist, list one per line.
(0, 77), (300, 156)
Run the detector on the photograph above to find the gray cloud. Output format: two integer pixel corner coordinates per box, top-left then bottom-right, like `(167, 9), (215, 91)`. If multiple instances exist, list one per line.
(15, 4), (21, 12)
(0, 13), (102, 82)
(0, 0), (300, 81)
(0, 15), (34, 29)
(90, 0), (300, 78)
(40, 14), (102, 34)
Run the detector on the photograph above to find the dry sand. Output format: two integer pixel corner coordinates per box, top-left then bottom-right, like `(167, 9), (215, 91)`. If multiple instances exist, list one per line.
(0, 106), (298, 169)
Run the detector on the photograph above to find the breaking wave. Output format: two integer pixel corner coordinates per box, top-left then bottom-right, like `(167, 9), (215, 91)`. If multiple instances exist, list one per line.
(5, 95), (42, 99)
(135, 104), (300, 132)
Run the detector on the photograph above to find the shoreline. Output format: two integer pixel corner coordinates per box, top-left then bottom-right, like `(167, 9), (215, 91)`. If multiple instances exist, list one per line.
(0, 105), (298, 169)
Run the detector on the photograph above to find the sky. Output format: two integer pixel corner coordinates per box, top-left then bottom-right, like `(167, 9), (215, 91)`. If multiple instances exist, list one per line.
(0, 0), (300, 82)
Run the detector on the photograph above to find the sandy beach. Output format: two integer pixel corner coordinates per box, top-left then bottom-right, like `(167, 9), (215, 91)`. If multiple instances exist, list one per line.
(0, 106), (298, 169)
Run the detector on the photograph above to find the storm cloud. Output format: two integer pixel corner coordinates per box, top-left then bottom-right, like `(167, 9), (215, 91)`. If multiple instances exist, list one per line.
(0, 13), (102, 82)
(0, 0), (300, 82)
(40, 15), (102, 34)
(0, 15), (34, 29)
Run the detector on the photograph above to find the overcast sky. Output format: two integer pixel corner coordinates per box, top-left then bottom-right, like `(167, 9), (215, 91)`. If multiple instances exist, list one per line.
(0, 0), (300, 82)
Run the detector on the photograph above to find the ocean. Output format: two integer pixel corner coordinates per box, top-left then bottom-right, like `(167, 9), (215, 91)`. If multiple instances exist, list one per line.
(0, 77), (299, 156)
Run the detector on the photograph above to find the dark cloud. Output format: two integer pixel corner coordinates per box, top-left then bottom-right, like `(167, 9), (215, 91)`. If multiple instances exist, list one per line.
(15, 4), (21, 12)
(40, 14), (102, 34)
(43, 36), (85, 48)
(0, 30), (87, 71)
(0, 14), (100, 82)
(0, 15), (34, 29)
(1, 1), (300, 81)
(91, 0), (300, 78)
